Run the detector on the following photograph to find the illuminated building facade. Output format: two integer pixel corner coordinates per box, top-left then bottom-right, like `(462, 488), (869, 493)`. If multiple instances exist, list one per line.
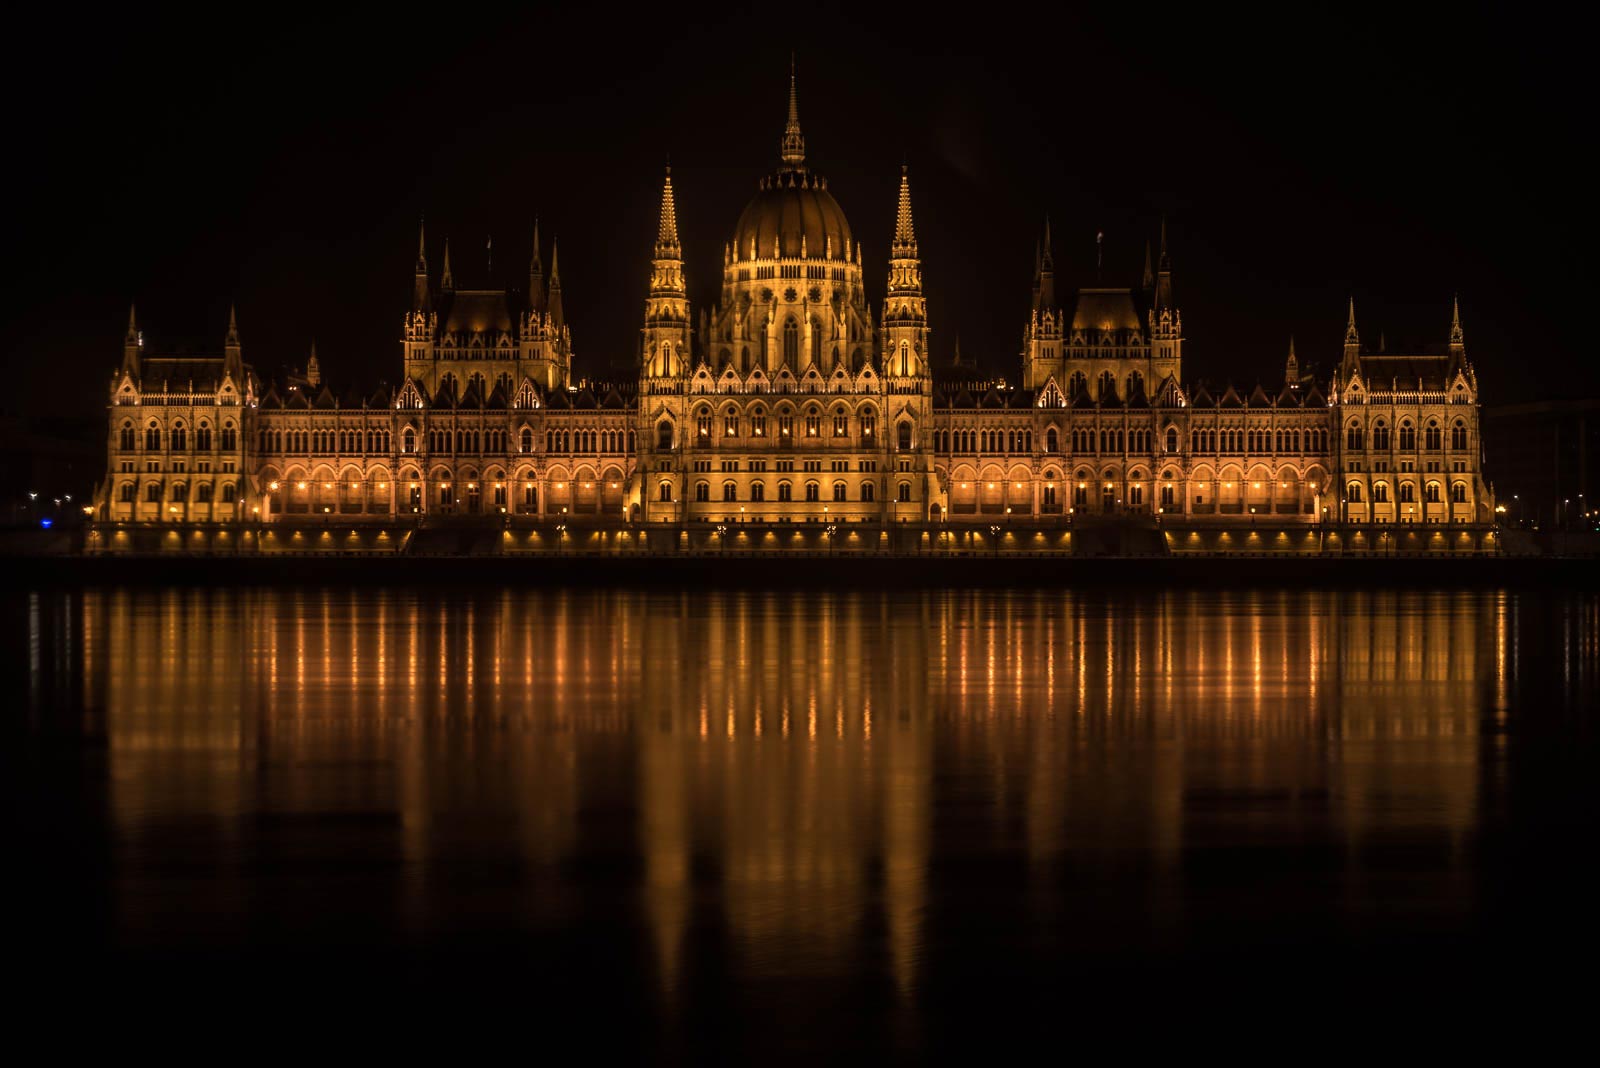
(91, 73), (1496, 542)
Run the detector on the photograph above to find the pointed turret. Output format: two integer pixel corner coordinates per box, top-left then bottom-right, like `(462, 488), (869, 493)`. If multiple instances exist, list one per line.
(1341, 296), (1361, 370)
(780, 56), (805, 167)
(224, 304), (243, 380)
(122, 303), (141, 377)
(413, 218), (431, 311)
(1141, 240), (1155, 292)
(884, 165), (927, 379)
(441, 239), (454, 291)
(892, 165), (917, 254)
(643, 168), (691, 381)
(528, 219), (545, 316)
(1033, 217), (1056, 312)
(547, 238), (564, 328)
(656, 166), (682, 256)
(1284, 336), (1299, 388)
(306, 341), (322, 388)
(1153, 216), (1174, 310)
(1449, 294), (1464, 350)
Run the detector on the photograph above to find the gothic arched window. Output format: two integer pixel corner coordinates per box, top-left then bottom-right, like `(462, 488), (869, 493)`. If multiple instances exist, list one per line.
(783, 318), (800, 365)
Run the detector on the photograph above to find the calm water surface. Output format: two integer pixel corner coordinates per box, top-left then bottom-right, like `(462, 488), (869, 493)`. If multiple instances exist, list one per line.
(8, 586), (1598, 1055)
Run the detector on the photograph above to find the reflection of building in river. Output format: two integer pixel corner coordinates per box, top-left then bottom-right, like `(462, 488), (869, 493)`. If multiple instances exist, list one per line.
(68, 588), (1509, 980)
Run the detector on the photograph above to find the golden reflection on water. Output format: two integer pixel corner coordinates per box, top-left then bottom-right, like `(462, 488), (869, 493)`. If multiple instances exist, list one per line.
(60, 587), (1546, 993)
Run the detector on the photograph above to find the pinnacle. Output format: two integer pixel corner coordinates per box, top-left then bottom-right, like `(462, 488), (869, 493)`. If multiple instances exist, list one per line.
(657, 166), (681, 251)
(893, 166), (916, 248)
(781, 58), (805, 165)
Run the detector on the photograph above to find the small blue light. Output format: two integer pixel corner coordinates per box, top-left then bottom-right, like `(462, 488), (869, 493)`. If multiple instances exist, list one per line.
(40, 518), (53, 529)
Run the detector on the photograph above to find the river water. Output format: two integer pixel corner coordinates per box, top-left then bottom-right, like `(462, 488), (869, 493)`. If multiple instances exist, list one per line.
(7, 586), (1597, 1056)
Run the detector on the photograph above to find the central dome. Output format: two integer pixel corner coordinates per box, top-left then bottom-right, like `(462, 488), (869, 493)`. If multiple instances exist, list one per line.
(732, 169), (853, 261)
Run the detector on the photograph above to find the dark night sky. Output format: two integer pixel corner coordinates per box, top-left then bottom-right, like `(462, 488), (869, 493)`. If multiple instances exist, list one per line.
(3, 2), (1587, 419)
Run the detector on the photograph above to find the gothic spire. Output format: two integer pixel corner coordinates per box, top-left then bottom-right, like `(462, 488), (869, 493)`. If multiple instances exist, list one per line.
(1033, 217), (1056, 311)
(441, 239), (454, 291)
(122, 303), (140, 376)
(1345, 296), (1359, 344)
(528, 218), (545, 316)
(781, 56), (805, 166)
(1142, 240), (1155, 291)
(224, 304), (242, 379)
(892, 165), (916, 255)
(656, 165), (681, 255)
(1153, 217), (1174, 310)
(413, 217), (431, 311)
(548, 238), (564, 327)
(1449, 294), (1464, 346)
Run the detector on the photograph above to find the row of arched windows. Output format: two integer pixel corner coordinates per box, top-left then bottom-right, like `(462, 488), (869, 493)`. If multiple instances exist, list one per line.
(691, 480), (885, 503)
(117, 481), (237, 504)
(936, 429), (1035, 454)
(545, 428), (635, 453)
(1345, 480), (1469, 504)
(1346, 418), (1468, 451)
(123, 419), (236, 452)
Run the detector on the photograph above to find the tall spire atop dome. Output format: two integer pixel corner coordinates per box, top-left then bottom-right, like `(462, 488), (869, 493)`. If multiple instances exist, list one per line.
(656, 165), (681, 254)
(1449, 294), (1464, 346)
(781, 55), (805, 166)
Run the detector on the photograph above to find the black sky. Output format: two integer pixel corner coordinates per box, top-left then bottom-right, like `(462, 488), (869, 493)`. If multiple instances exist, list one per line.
(3, 2), (1587, 418)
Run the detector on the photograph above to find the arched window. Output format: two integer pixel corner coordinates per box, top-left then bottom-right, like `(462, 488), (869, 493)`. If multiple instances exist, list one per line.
(832, 481), (847, 501)
(805, 481), (820, 502)
(860, 410), (876, 442)
(402, 428), (416, 453)
(1098, 371), (1116, 399)
(119, 482), (136, 502)
(1425, 421), (1442, 450)
(1046, 427), (1059, 453)
(723, 481), (737, 502)
(196, 423), (212, 451)
(1452, 481), (1467, 503)
(221, 483), (236, 503)
(520, 428), (533, 453)
(1164, 427), (1178, 453)
(898, 422), (913, 450)
(751, 481), (766, 502)
(1346, 423), (1364, 450)
(898, 481), (911, 502)
(170, 423), (187, 451)
(861, 481), (874, 502)
(657, 420), (674, 450)
(119, 422), (135, 450)
(171, 483), (188, 503)
(783, 318), (800, 365)
(1399, 421), (1416, 450)
(695, 481), (710, 502)
(1372, 421), (1390, 450)
(196, 483), (213, 503)
(778, 481), (792, 502)
(146, 483), (162, 502)
(1399, 481), (1416, 503)
(659, 480), (672, 502)
(1374, 481), (1389, 503)
(145, 422), (161, 451)
(1451, 421), (1468, 450)
(1425, 481), (1441, 503)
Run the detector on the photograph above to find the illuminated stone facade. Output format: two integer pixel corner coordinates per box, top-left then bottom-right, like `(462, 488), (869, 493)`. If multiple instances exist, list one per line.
(91, 73), (1496, 538)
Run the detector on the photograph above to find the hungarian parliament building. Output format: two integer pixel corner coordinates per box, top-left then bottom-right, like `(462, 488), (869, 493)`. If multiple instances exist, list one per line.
(91, 75), (1495, 546)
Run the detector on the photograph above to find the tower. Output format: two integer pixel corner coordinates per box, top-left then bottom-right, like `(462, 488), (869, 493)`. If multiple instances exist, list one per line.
(883, 166), (928, 381)
(1149, 218), (1181, 378)
(122, 303), (140, 379)
(1022, 218), (1061, 389)
(224, 304), (243, 384)
(1340, 296), (1361, 377)
(638, 167), (693, 522)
